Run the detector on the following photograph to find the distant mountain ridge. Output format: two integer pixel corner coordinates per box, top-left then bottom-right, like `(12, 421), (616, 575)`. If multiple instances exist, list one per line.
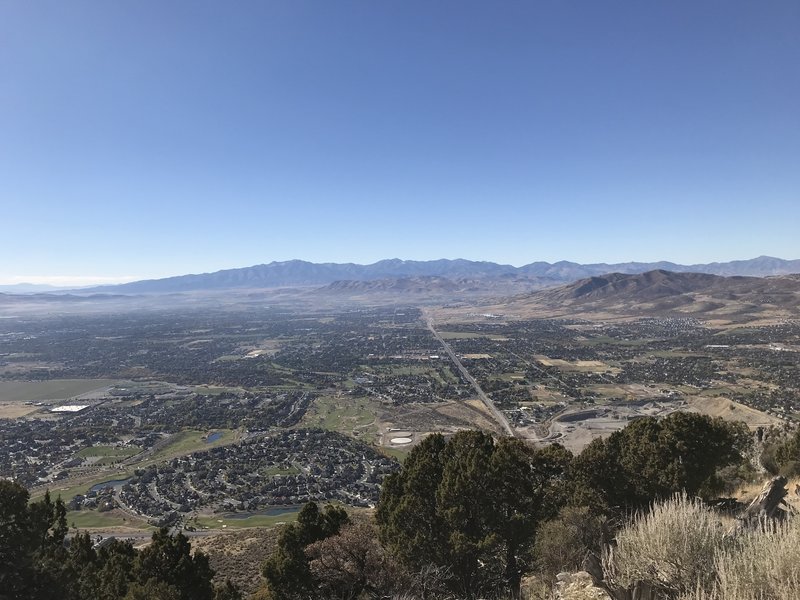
(0, 283), (76, 294)
(77, 256), (800, 294)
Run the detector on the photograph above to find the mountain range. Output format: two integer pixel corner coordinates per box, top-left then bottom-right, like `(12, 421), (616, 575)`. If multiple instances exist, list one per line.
(78, 256), (800, 294)
(4, 267), (800, 322)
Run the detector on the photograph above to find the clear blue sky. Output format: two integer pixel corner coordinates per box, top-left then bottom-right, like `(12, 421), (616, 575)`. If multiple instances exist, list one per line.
(1, 1), (798, 284)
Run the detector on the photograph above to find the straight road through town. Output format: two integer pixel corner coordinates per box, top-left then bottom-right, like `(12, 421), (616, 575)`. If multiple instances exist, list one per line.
(423, 311), (516, 437)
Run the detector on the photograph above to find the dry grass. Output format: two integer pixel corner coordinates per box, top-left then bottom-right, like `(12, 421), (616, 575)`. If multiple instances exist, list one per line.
(0, 401), (39, 418)
(677, 518), (800, 599)
(713, 519), (800, 599)
(190, 527), (280, 595)
(688, 396), (781, 430)
(605, 491), (800, 599)
(604, 494), (725, 596)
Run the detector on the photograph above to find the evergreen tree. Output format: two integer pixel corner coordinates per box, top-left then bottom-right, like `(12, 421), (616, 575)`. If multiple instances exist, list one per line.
(0, 480), (36, 599)
(262, 502), (350, 599)
(0, 481), (217, 600)
(572, 412), (750, 509)
(490, 439), (572, 595)
(133, 528), (214, 600)
(93, 540), (137, 600)
(0, 482), (73, 600)
(376, 431), (572, 598)
(376, 433), (449, 571)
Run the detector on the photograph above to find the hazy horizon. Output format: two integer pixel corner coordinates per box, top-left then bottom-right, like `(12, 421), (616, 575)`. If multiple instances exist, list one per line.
(2, 254), (799, 288)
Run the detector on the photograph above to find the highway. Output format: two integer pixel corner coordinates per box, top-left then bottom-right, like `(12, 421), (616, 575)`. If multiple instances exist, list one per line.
(424, 311), (517, 437)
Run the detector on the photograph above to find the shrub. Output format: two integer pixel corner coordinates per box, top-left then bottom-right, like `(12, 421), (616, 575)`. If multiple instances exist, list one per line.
(713, 518), (800, 599)
(762, 427), (800, 477)
(534, 506), (605, 583)
(603, 494), (725, 597)
(572, 413), (751, 510)
(608, 491), (800, 600)
(306, 522), (409, 599)
(715, 461), (759, 495)
(677, 517), (800, 599)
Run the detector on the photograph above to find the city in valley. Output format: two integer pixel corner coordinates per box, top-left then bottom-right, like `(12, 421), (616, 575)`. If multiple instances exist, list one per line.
(3, 265), (799, 520)
(2, 260), (800, 594)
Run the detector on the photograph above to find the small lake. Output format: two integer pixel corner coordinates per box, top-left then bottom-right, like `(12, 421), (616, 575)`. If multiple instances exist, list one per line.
(222, 506), (301, 520)
(206, 432), (223, 443)
(90, 478), (130, 492)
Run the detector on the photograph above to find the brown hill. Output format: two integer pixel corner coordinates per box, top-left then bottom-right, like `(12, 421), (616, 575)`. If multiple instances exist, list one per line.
(492, 270), (800, 319)
(558, 270), (726, 301)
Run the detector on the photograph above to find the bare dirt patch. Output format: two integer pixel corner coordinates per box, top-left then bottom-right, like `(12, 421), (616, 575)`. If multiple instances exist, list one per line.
(376, 398), (504, 448)
(524, 401), (690, 453)
(688, 396), (781, 429)
(0, 402), (40, 418)
(191, 527), (280, 595)
(533, 356), (620, 373)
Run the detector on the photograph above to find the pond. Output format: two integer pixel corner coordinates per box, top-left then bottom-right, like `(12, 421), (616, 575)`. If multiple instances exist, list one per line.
(206, 432), (223, 443)
(89, 478), (131, 492)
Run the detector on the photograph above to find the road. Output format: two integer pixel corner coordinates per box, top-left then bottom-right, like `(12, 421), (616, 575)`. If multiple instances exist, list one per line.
(424, 311), (516, 437)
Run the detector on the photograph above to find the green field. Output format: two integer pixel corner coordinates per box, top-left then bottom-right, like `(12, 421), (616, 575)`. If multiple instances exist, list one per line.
(47, 472), (135, 503)
(191, 385), (245, 395)
(302, 396), (377, 441)
(67, 509), (150, 530)
(263, 465), (301, 477)
(145, 429), (236, 464)
(75, 445), (140, 465)
(495, 372), (528, 381)
(644, 350), (706, 359)
(379, 446), (409, 463)
(0, 379), (119, 402)
(76, 445), (139, 458)
(196, 511), (299, 529)
(367, 364), (457, 384)
(577, 336), (652, 347)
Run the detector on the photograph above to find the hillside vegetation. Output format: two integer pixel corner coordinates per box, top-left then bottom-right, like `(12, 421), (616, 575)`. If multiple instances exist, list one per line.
(6, 411), (800, 599)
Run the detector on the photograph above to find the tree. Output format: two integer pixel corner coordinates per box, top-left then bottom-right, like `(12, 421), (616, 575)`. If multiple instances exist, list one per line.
(377, 431), (572, 598)
(376, 434), (448, 572)
(92, 540), (136, 600)
(0, 480), (37, 598)
(771, 427), (800, 475)
(134, 529), (214, 600)
(489, 439), (572, 595)
(0, 482), (72, 600)
(0, 481), (216, 600)
(306, 521), (407, 600)
(262, 502), (350, 600)
(572, 413), (751, 509)
(436, 430), (498, 596)
(533, 506), (605, 583)
(123, 579), (181, 600)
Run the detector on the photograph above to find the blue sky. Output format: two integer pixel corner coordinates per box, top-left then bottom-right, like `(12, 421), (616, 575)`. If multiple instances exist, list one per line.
(1, 1), (798, 284)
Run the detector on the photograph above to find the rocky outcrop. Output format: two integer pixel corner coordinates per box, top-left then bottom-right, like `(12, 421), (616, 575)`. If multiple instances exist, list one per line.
(554, 572), (612, 599)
